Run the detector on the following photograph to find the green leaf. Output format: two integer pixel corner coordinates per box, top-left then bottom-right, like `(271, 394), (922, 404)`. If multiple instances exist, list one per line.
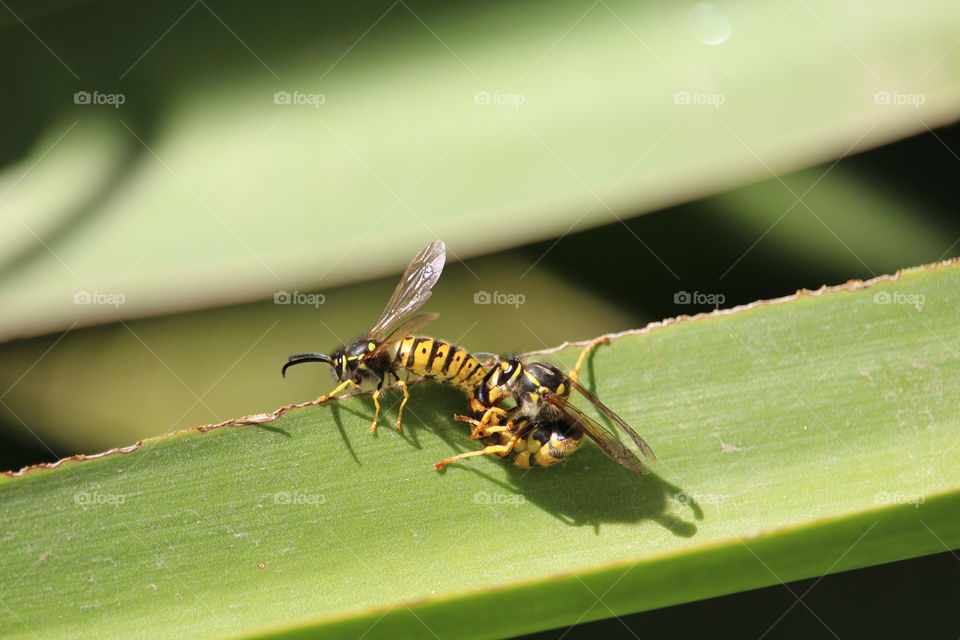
(2, 260), (957, 639)
(2, 0), (959, 338)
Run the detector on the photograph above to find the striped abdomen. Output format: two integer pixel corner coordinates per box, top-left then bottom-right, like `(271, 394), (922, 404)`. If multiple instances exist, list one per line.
(392, 337), (489, 394)
(507, 421), (584, 469)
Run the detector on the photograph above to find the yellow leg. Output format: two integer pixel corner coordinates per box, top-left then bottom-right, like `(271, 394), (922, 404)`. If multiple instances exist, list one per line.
(434, 432), (522, 470)
(479, 405), (509, 426)
(370, 386), (384, 434)
(453, 414), (509, 439)
(570, 336), (610, 382)
(394, 379), (410, 431)
(316, 378), (385, 434)
(316, 379), (359, 403)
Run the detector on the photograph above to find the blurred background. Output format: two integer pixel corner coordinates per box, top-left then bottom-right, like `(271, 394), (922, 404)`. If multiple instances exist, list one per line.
(0, 0), (957, 634)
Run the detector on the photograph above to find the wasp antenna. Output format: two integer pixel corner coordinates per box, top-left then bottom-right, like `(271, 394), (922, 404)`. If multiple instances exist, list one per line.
(281, 353), (332, 378)
(287, 352), (330, 360)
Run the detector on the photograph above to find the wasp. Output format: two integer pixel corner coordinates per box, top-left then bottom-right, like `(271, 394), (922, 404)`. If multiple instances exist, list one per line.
(435, 338), (656, 475)
(282, 242), (654, 474)
(282, 241), (501, 432)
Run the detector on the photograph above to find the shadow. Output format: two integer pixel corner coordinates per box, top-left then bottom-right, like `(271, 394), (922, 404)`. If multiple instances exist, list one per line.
(521, 198), (847, 326)
(299, 374), (702, 535)
(409, 387), (702, 535)
(508, 448), (702, 533)
(441, 442), (702, 535)
(255, 424), (291, 437)
(379, 383), (468, 455)
(315, 384), (470, 464)
(328, 401), (364, 465)
(0, 415), (64, 472)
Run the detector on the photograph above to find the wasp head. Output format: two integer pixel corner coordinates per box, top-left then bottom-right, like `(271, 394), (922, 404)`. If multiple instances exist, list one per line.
(281, 339), (381, 384)
(475, 357), (524, 406)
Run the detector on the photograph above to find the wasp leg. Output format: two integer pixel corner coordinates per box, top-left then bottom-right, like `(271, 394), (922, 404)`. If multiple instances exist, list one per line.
(453, 414), (510, 439)
(394, 378), (410, 431)
(478, 405), (510, 429)
(433, 431), (522, 470)
(462, 401), (511, 438)
(368, 378), (389, 434)
(317, 378), (360, 404)
(569, 336), (611, 383)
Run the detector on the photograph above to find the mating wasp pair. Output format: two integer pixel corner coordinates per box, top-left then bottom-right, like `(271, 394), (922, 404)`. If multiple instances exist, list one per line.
(282, 241), (655, 474)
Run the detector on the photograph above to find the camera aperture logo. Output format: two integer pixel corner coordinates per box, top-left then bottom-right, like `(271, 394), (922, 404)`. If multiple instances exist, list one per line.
(74, 491), (126, 506)
(74, 290), (125, 308)
(474, 90), (526, 108)
(473, 491), (525, 506)
(874, 491), (924, 508)
(674, 290), (725, 307)
(274, 491), (326, 507)
(873, 90), (925, 108)
(273, 91), (326, 108)
(674, 90), (725, 108)
(74, 90), (126, 108)
(274, 290), (325, 307)
(474, 290), (525, 308)
(872, 291), (925, 308)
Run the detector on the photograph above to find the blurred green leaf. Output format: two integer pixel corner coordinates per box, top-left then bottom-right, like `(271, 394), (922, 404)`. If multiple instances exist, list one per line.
(2, 260), (957, 639)
(1, 0), (959, 339)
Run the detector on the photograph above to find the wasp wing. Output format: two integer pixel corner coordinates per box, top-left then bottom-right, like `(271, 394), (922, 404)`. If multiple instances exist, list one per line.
(568, 379), (656, 461)
(368, 241), (446, 340)
(368, 312), (439, 358)
(544, 394), (651, 475)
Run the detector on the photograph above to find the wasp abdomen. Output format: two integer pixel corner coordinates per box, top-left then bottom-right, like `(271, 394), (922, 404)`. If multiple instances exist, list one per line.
(510, 421), (584, 469)
(394, 337), (488, 392)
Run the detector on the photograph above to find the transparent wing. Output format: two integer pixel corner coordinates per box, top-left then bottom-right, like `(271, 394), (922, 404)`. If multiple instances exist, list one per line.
(368, 313), (439, 358)
(544, 394), (652, 475)
(568, 379), (656, 460)
(368, 241), (446, 340)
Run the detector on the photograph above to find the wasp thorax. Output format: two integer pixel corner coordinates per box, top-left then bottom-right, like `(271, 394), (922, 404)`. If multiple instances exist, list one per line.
(521, 362), (568, 397)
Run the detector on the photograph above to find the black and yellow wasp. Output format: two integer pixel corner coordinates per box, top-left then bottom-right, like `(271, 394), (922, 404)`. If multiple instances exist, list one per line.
(282, 241), (655, 474)
(437, 339), (656, 475)
(282, 241), (502, 432)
